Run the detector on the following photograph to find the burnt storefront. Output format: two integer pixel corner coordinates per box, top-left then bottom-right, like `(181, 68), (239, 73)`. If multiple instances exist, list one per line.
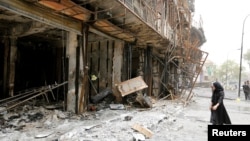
(0, 0), (207, 114)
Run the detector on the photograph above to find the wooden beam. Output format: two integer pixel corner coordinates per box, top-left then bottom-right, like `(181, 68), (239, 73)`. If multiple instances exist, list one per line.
(0, 0), (82, 34)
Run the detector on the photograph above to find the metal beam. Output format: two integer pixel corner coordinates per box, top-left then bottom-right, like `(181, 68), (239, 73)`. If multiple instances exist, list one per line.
(0, 0), (82, 34)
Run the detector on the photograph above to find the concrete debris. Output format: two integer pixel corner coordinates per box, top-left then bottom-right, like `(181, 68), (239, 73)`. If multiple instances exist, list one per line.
(172, 124), (183, 131)
(54, 110), (67, 119)
(3, 113), (20, 121)
(58, 124), (100, 141)
(132, 123), (153, 138)
(27, 112), (44, 122)
(0, 107), (7, 115)
(109, 104), (125, 110)
(44, 104), (63, 110)
(90, 87), (113, 104)
(35, 131), (54, 138)
(132, 133), (145, 141)
(2, 88), (241, 140)
(135, 92), (152, 108)
(124, 115), (133, 121)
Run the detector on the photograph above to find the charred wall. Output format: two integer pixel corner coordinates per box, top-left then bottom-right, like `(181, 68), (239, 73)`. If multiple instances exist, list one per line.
(87, 36), (125, 103)
(0, 40), (4, 98)
(1, 35), (67, 101)
(88, 40), (114, 100)
(0, 0), (207, 113)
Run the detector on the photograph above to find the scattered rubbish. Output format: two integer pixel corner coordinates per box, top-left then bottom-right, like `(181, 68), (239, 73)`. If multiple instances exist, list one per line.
(116, 76), (152, 108)
(117, 76), (148, 97)
(3, 113), (20, 121)
(88, 104), (97, 111)
(27, 112), (43, 122)
(132, 123), (153, 138)
(15, 124), (26, 131)
(132, 133), (145, 141)
(173, 124), (183, 131)
(54, 110), (67, 119)
(0, 82), (68, 113)
(124, 116), (133, 121)
(83, 124), (101, 130)
(35, 131), (54, 138)
(135, 92), (152, 108)
(0, 107), (7, 115)
(90, 87), (113, 104)
(109, 104), (125, 110)
(58, 124), (100, 140)
(44, 104), (63, 110)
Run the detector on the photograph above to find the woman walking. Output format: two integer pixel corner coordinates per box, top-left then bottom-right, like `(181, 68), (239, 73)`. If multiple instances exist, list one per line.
(210, 81), (231, 125)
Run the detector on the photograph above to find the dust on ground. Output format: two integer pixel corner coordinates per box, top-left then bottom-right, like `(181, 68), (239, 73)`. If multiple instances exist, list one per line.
(0, 87), (249, 141)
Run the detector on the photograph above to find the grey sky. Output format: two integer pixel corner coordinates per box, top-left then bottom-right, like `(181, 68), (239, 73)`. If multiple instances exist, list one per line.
(194, 0), (250, 66)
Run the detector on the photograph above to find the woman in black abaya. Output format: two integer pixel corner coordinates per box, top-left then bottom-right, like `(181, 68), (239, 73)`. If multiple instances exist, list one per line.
(210, 81), (231, 125)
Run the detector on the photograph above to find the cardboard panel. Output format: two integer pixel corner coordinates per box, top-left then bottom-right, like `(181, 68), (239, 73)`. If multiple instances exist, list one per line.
(117, 76), (148, 97)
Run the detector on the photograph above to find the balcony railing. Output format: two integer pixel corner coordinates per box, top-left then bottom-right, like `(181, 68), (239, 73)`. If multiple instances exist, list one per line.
(118, 0), (166, 36)
(118, 0), (192, 42)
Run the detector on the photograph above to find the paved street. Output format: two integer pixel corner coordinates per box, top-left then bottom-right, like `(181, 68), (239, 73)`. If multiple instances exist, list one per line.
(182, 87), (250, 140)
(193, 87), (245, 100)
(192, 87), (250, 125)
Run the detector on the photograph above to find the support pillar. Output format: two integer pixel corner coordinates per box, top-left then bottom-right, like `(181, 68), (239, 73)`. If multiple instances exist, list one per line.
(66, 32), (78, 113)
(8, 37), (17, 97)
(3, 37), (9, 97)
(79, 25), (89, 113)
(146, 46), (153, 96)
(112, 41), (124, 102)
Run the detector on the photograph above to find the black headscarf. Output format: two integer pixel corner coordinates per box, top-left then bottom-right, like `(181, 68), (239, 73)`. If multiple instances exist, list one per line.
(211, 81), (224, 104)
(213, 81), (224, 92)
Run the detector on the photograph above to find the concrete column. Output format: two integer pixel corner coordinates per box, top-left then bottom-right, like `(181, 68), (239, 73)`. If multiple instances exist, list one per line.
(66, 31), (78, 113)
(8, 37), (17, 97)
(112, 41), (124, 102)
(78, 25), (89, 113)
(3, 37), (9, 96)
(146, 46), (153, 96)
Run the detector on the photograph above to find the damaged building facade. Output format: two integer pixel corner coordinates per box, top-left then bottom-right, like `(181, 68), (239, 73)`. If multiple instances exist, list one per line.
(0, 0), (206, 114)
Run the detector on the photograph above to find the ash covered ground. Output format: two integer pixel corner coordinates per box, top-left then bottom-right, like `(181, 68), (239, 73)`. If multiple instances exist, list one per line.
(0, 87), (249, 141)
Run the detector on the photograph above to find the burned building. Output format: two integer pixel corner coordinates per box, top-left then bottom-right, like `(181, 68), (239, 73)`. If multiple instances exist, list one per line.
(0, 0), (206, 114)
